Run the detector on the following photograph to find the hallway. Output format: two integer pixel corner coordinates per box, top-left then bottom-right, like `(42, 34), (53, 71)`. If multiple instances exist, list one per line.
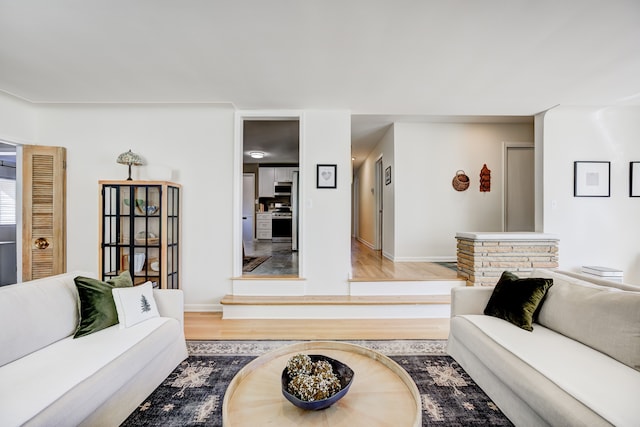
(242, 237), (460, 282)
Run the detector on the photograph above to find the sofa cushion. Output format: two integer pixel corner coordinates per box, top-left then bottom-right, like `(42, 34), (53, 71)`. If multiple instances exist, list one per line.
(112, 281), (160, 328)
(534, 269), (640, 371)
(483, 271), (553, 331)
(0, 271), (93, 367)
(74, 271), (133, 338)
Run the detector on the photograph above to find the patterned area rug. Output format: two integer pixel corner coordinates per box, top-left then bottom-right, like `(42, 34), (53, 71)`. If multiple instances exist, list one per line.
(242, 256), (270, 272)
(121, 340), (513, 426)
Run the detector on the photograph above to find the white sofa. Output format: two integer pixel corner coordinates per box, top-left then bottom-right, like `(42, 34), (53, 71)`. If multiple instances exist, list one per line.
(0, 271), (188, 427)
(448, 268), (640, 427)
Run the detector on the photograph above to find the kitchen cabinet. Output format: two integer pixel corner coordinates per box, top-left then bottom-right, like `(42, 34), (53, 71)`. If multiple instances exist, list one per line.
(256, 212), (272, 240)
(99, 181), (181, 289)
(258, 167), (275, 197)
(274, 167), (298, 182)
(259, 166), (298, 198)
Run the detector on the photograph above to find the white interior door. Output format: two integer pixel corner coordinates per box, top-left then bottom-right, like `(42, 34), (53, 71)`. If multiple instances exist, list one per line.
(505, 144), (534, 231)
(242, 173), (255, 244)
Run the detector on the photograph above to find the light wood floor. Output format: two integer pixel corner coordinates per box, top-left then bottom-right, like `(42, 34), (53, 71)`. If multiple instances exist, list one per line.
(350, 239), (459, 281)
(184, 312), (449, 340)
(185, 239), (457, 341)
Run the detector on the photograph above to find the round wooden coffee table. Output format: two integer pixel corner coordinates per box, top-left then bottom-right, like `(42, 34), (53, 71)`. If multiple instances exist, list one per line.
(222, 341), (421, 426)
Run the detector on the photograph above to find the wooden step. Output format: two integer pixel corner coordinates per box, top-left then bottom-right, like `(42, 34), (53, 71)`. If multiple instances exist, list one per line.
(221, 294), (450, 306)
(220, 294), (452, 320)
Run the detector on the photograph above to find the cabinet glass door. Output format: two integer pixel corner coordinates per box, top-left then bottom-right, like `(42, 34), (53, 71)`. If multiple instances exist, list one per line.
(166, 185), (179, 289)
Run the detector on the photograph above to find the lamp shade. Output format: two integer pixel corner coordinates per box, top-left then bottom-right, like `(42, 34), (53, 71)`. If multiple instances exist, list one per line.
(116, 149), (143, 166)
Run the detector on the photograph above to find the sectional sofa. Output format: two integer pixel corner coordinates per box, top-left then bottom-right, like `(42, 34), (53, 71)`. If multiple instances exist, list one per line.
(448, 268), (640, 427)
(0, 271), (188, 427)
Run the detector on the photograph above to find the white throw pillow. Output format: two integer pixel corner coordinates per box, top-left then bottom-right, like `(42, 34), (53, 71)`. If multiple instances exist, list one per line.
(112, 281), (160, 328)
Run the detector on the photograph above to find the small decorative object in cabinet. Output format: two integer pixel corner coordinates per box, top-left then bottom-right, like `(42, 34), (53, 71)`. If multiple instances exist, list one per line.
(99, 180), (181, 289)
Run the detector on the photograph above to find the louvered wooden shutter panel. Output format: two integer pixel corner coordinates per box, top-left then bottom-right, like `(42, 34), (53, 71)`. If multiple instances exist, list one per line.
(22, 146), (66, 280)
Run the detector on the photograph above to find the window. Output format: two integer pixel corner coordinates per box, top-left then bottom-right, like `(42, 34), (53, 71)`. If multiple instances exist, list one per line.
(0, 178), (16, 225)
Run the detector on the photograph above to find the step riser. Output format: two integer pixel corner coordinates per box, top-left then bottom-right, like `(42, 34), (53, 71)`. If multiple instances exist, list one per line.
(233, 280), (305, 296)
(350, 280), (464, 296)
(222, 304), (451, 319)
(232, 279), (465, 296)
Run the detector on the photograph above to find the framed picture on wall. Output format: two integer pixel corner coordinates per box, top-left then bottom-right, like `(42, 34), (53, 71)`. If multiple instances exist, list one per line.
(385, 166), (391, 185)
(631, 162), (640, 197)
(317, 164), (337, 188)
(574, 161), (610, 197)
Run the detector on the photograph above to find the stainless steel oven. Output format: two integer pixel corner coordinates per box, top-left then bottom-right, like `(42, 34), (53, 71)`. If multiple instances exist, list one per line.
(272, 211), (292, 242)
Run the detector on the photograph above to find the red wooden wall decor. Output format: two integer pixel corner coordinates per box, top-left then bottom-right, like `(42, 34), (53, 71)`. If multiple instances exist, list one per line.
(480, 164), (491, 192)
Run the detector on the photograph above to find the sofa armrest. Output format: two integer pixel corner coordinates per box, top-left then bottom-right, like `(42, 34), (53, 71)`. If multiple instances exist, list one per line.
(450, 286), (494, 317)
(153, 289), (185, 329)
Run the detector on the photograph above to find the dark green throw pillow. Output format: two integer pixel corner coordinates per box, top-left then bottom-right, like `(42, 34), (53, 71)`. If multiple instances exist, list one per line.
(74, 271), (133, 338)
(484, 271), (553, 332)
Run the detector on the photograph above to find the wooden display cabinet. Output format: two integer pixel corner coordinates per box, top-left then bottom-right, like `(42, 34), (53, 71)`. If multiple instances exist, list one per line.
(99, 180), (180, 289)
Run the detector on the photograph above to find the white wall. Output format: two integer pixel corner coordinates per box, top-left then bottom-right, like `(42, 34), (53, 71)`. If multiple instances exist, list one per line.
(395, 123), (533, 261)
(300, 111), (352, 294)
(31, 104), (352, 308)
(541, 106), (640, 284)
(5, 90), (637, 300)
(0, 92), (36, 144)
(35, 103), (236, 309)
(391, 121), (533, 261)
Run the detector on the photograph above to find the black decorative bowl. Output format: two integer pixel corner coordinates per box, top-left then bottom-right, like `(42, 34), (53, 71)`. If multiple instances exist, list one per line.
(281, 355), (354, 411)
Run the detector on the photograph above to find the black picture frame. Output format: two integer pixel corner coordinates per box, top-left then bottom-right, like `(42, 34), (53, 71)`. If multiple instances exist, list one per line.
(631, 162), (640, 197)
(574, 161), (610, 197)
(385, 166), (391, 185)
(317, 164), (337, 189)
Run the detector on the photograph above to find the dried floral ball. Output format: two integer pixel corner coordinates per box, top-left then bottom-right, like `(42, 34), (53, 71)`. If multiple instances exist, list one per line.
(286, 354), (313, 377)
(316, 371), (341, 394)
(312, 360), (334, 376)
(285, 356), (342, 402)
(288, 373), (341, 401)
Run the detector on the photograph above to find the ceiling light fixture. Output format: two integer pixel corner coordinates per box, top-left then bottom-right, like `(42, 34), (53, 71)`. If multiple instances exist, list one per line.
(250, 151), (265, 159)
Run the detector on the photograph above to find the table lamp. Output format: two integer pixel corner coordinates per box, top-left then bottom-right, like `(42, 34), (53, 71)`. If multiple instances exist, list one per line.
(116, 149), (143, 180)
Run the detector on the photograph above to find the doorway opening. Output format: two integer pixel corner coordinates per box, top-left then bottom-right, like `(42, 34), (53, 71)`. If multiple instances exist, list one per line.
(237, 116), (301, 277)
(503, 142), (535, 231)
(0, 141), (17, 286)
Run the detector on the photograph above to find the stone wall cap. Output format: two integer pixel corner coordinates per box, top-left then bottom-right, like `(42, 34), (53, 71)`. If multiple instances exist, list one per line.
(455, 232), (560, 241)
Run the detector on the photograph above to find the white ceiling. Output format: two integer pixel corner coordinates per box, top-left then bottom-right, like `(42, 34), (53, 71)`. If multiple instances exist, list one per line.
(1, 1), (639, 167)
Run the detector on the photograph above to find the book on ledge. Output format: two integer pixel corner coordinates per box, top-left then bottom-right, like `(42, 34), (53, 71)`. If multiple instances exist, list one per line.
(581, 266), (624, 277)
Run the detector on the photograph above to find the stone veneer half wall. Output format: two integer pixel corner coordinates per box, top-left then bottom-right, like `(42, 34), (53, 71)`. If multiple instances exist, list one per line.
(456, 232), (559, 286)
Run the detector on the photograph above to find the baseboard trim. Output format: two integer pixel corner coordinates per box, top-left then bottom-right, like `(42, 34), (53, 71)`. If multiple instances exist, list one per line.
(356, 237), (375, 250)
(185, 303), (222, 313)
(392, 256), (457, 263)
